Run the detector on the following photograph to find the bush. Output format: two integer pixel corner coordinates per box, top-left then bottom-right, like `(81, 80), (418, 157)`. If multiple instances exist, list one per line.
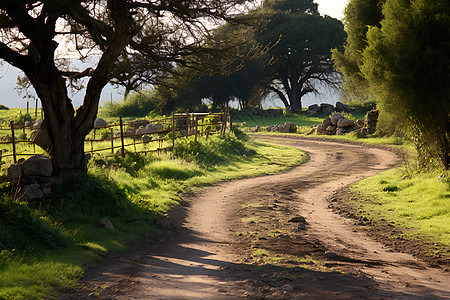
(103, 90), (164, 117)
(0, 105), (8, 110)
(174, 133), (247, 167)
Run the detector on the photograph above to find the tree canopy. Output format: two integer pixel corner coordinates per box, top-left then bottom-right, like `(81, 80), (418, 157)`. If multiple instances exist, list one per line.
(331, 0), (384, 104)
(165, 0), (346, 114)
(360, 0), (450, 169)
(257, 1), (346, 113)
(0, 0), (255, 174)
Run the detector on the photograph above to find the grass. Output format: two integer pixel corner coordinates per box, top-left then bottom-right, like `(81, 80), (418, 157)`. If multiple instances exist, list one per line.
(351, 168), (450, 253)
(0, 130), (306, 299)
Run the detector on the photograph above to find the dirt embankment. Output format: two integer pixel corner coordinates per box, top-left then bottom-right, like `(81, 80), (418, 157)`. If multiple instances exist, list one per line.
(63, 136), (449, 300)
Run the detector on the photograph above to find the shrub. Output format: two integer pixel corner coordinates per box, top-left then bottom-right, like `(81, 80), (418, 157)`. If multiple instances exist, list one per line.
(103, 90), (164, 117)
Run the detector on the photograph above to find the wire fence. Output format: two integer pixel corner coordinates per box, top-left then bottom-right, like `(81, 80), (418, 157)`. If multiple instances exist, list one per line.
(0, 110), (231, 165)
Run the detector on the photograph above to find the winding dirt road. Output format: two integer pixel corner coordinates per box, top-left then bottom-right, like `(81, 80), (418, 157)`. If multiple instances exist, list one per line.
(65, 136), (449, 299)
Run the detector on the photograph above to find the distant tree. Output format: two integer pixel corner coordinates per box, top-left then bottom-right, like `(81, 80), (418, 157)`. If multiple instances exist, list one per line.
(361, 0), (450, 169)
(256, 0), (346, 113)
(0, 0), (256, 174)
(331, 0), (384, 104)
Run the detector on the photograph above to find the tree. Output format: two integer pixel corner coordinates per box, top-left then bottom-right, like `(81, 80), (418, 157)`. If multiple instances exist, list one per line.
(256, 0), (346, 113)
(360, 0), (450, 169)
(0, 0), (254, 174)
(331, 0), (384, 104)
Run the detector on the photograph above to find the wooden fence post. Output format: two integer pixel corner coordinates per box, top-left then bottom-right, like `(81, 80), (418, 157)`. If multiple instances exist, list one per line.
(186, 110), (189, 136)
(119, 116), (125, 157)
(110, 128), (114, 154)
(228, 108), (232, 132)
(172, 112), (175, 149)
(35, 98), (38, 119)
(10, 121), (16, 163)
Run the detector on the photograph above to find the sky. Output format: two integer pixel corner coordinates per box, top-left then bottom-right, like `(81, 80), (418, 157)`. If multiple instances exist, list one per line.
(0, 0), (349, 109)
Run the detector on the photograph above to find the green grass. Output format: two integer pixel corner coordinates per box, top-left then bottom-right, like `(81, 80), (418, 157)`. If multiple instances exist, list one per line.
(351, 168), (450, 258)
(0, 131), (306, 299)
(233, 112), (324, 128)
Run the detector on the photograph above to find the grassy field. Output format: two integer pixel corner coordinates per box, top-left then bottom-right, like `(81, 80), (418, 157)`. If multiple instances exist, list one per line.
(353, 168), (450, 249)
(0, 127), (306, 299)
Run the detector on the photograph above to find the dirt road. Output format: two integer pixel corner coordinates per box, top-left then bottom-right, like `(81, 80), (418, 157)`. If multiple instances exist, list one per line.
(65, 136), (449, 299)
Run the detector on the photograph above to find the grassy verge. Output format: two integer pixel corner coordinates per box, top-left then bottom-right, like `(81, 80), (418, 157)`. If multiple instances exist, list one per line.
(350, 168), (450, 258)
(0, 131), (306, 299)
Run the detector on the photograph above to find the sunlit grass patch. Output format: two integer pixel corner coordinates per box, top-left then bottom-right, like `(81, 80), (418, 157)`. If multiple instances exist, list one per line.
(353, 168), (450, 248)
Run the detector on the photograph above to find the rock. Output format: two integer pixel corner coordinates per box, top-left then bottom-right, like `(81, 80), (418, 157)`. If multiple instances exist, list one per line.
(32, 119), (43, 130)
(142, 135), (152, 142)
(320, 103), (334, 115)
(129, 119), (150, 128)
(335, 101), (351, 112)
(284, 121), (297, 133)
(289, 216), (307, 223)
(100, 217), (115, 231)
(255, 125), (261, 132)
(297, 223), (307, 230)
(22, 155), (53, 177)
(94, 118), (108, 128)
(308, 104), (320, 112)
(337, 118), (355, 128)
(322, 117), (332, 128)
(326, 126), (337, 134)
(42, 186), (52, 196)
(22, 184), (44, 200)
(136, 123), (164, 135)
(32, 126), (52, 150)
(316, 124), (324, 134)
(330, 112), (345, 125)
(336, 128), (346, 135)
(7, 163), (23, 181)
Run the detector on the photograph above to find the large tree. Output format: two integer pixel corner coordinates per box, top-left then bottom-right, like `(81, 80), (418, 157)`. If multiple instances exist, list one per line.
(361, 0), (450, 169)
(0, 0), (254, 174)
(256, 0), (346, 113)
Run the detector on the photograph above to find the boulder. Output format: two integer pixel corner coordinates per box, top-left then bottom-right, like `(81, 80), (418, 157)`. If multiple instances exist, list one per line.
(316, 124), (324, 134)
(7, 163), (23, 181)
(21, 155), (53, 177)
(335, 101), (351, 112)
(94, 118), (107, 128)
(320, 103), (334, 115)
(129, 119), (150, 128)
(136, 123), (164, 135)
(22, 184), (44, 201)
(285, 121), (297, 133)
(322, 117), (332, 128)
(336, 128), (346, 135)
(32, 119), (43, 130)
(330, 112), (345, 125)
(32, 126), (52, 150)
(326, 125), (337, 134)
(337, 118), (355, 128)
